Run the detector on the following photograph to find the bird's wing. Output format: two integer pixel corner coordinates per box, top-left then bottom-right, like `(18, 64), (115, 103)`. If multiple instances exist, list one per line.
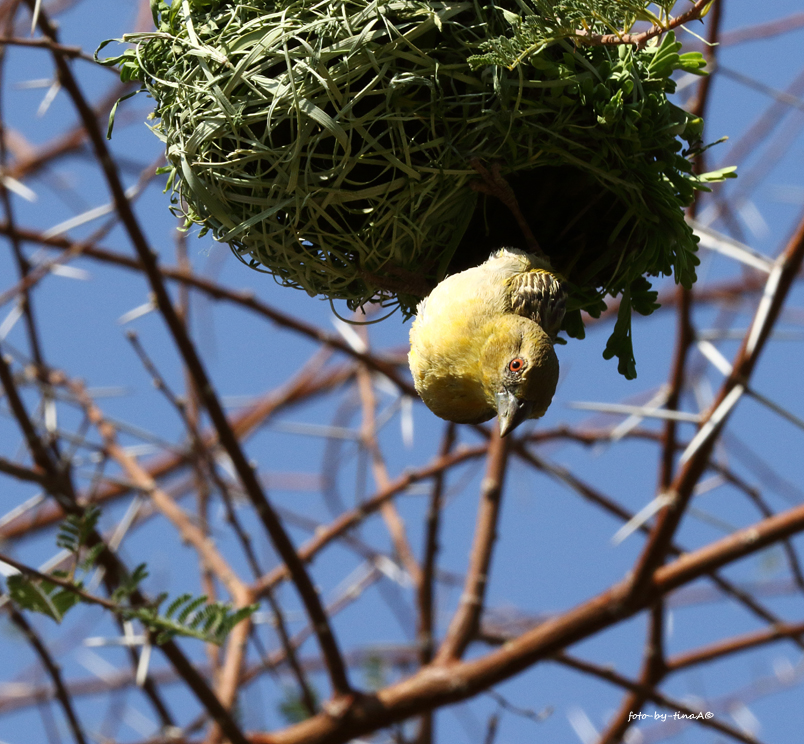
(507, 268), (566, 339)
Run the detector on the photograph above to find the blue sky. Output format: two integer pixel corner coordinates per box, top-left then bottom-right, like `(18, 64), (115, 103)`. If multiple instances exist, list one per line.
(1, 2), (804, 743)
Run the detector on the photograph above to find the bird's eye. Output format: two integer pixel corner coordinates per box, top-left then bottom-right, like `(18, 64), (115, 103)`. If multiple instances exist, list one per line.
(508, 358), (525, 373)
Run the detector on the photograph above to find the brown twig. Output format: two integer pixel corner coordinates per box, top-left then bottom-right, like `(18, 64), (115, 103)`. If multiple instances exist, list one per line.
(0, 357), (354, 542)
(27, 1), (353, 699)
(0, 34), (92, 59)
(6, 604), (89, 744)
(174, 235), (224, 692)
(415, 422), (455, 744)
(1, 353), (224, 737)
(0, 550), (120, 611)
(251, 444), (488, 598)
(669, 620), (804, 672)
(600, 8), (723, 740)
(243, 492), (804, 744)
(435, 426), (510, 663)
(576, 0), (715, 48)
(356, 363), (422, 586)
(555, 654), (764, 744)
(598, 603), (667, 744)
(627, 209), (804, 601)
(0, 454), (49, 484)
(0, 22), (46, 371)
(127, 314), (320, 731)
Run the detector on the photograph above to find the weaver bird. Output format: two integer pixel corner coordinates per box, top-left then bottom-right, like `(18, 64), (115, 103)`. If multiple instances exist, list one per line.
(409, 248), (566, 436)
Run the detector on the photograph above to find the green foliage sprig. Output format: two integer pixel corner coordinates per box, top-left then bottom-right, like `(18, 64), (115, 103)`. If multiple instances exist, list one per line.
(123, 590), (258, 646)
(468, 0), (679, 69)
(6, 507), (102, 623)
(5, 507), (256, 645)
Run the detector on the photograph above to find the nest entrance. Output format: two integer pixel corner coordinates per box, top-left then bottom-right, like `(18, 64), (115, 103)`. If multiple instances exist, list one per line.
(450, 164), (632, 287)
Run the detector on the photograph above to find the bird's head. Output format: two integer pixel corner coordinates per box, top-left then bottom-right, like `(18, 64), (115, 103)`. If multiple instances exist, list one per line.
(479, 315), (559, 437)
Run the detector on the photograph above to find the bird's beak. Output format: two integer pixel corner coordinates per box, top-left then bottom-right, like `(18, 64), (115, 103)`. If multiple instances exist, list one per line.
(496, 390), (534, 437)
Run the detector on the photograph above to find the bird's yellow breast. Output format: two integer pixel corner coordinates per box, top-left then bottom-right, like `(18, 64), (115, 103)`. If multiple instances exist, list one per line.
(409, 306), (500, 424)
(409, 268), (508, 424)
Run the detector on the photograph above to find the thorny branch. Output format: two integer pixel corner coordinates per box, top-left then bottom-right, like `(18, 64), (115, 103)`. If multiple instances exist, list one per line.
(2, 1), (804, 744)
(25, 0), (354, 701)
(576, 0), (714, 47)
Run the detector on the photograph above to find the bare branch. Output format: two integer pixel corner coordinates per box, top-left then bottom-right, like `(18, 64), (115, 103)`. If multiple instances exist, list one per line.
(576, 0), (714, 48)
(436, 428), (510, 662)
(5, 605), (89, 744)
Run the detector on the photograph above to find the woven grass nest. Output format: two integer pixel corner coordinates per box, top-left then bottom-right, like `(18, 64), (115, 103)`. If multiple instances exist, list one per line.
(102, 0), (733, 377)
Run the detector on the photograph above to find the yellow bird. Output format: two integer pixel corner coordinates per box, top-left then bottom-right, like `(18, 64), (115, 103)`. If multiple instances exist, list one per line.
(409, 248), (565, 436)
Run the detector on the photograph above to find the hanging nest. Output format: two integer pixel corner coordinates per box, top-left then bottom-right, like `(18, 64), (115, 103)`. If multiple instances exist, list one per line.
(100, 0), (733, 378)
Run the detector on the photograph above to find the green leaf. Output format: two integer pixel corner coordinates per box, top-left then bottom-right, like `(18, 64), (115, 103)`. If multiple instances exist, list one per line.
(678, 51), (708, 75)
(630, 276), (659, 316)
(602, 285), (637, 380)
(123, 596), (258, 646)
(111, 563), (149, 603)
(7, 574), (82, 623)
(697, 165), (738, 183)
(177, 595), (208, 624)
(562, 308), (586, 340)
(166, 593), (193, 618)
(56, 505), (101, 556)
(80, 543), (105, 572)
(107, 90), (140, 140)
